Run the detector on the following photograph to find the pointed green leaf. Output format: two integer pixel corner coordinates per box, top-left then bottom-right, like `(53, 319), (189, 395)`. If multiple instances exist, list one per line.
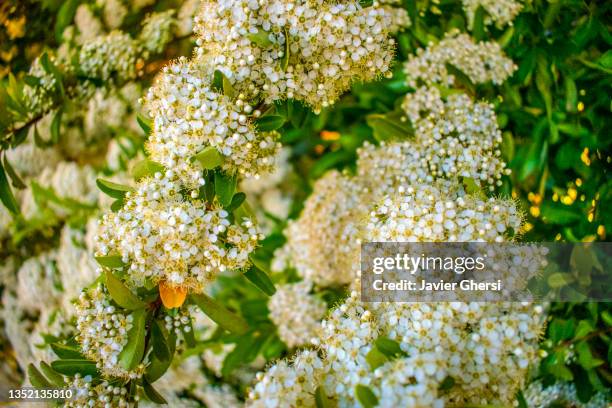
(40, 362), (66, 387)
(151, 320), (170, 362)
(51, 108), (63, 144)
(143, 380), (168, 404)
(130, 159), (164, 180)
(315, 386), (334, 408)
(375, 337), (406, 358)
(356, 385), (378, 408)
(366, 111), (413, 142)
(95, 255), (125, 269)
(226, 192), (246, 211)
(51, 360), (98, 377)
(248, 28), (273, 47)
(119, 308), (147, 370)
(366, 348), (388, 370)
(55, 0), (79, 42)
(96, 178), (134, 199)
(28, 364), (52, 388)
(3, 154), (25, 189)
(110, 198), (124, 212)
(193, 146), (224, 170)
(212, 70), (224, 93)
(51, 343), (85, 359)
(280, 27), (290, 71)
(105, 271), (146, 310)
(472, 6), (485, 41)
(244, 265), (276, 296)
(256, 115), (286, 131)
(190, 293), (249, 334)
(136, 113), (151, 135)
(0, 163), (19, 215)
(214, 171), (237, 207)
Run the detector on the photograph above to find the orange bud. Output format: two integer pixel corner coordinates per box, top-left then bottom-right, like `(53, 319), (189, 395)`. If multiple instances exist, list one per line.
(159, 281), (187, 308)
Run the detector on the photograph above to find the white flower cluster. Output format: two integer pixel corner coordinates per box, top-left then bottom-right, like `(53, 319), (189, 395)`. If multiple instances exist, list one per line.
(139, 10), (177, 54)
(524, 380), (610, 408)
(195, 0), (408, 112)
(96, 174), (261, 292)
(79, 31), (142, 83)
(144, 58), (281, 185)
(462, 0), (523, 28)
(403, 29), (516, 88)
(250, 290), (546, 407)
(65, 375), (131, 408)
(284, 170), (365, 286)
(268, 280), (327, 348)
(75, 285), (143, 378)
(366, 180), (521, 243)
(360, 88), (510, 193)
(24, 9), (180, 118)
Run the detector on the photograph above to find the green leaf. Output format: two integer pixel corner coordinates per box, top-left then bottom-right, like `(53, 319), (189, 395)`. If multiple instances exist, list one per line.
(472, 5), (485, 41)
(516, 390), (528, 408)
(577, 341), (604, 369)
(366, 111), (413, 142)
(214, 171), (237, 207)
(375, 337), (406, 358)
(110, 198), (124, 212)
(0, 162), (20, 215)
(130, 159), (164, 180)
(574, 320), (594, 339)
(193, 146), (224, 170)
(212, 70), (223, 93)
(119, 308), (147, 371)
(223, 74), (235, 99)
(226, 192), (246, 211)
(256, 115), (286, 131)
(51, 359), (98, 377)
(565, 76), (577, 113)
(39, 362), (65, 387)
(3, 154), (26, 189)
(96, 178), (134, 199)
(143, 380), (168, 404)
(439, 376), (455, 392)
(248, 28), (273, 47)
(501, 131), (515, 162)
(244, 266), (276, 296)
(50, 108), (62, 144)
(34, 124), (53, 148)
(136, 114), (151, 135)
(28, 364), (52, 388)
(146, 332), (175, 383)
(95, 255), (125, 269)
(445, 63), (476, 93)
(151, 320), (170, 362)
(552, 363), (574, 381)
(549, 318), (575, 342)
(51, 343), (84, 359)
(498, 26), (514, 48)
(280, 27), (290, 71)
(355, 385), (378, 408)
(105, 271), (146, 310)
(547, 272), (576, 288)
(190, 293), (249, 334)
(55, 0), (79, 42)
(315, 386), (334, 408)
(366, 347), (388, 370)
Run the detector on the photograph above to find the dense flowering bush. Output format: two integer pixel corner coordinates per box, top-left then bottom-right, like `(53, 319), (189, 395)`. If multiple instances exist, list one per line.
(0, 0), (610, 407)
